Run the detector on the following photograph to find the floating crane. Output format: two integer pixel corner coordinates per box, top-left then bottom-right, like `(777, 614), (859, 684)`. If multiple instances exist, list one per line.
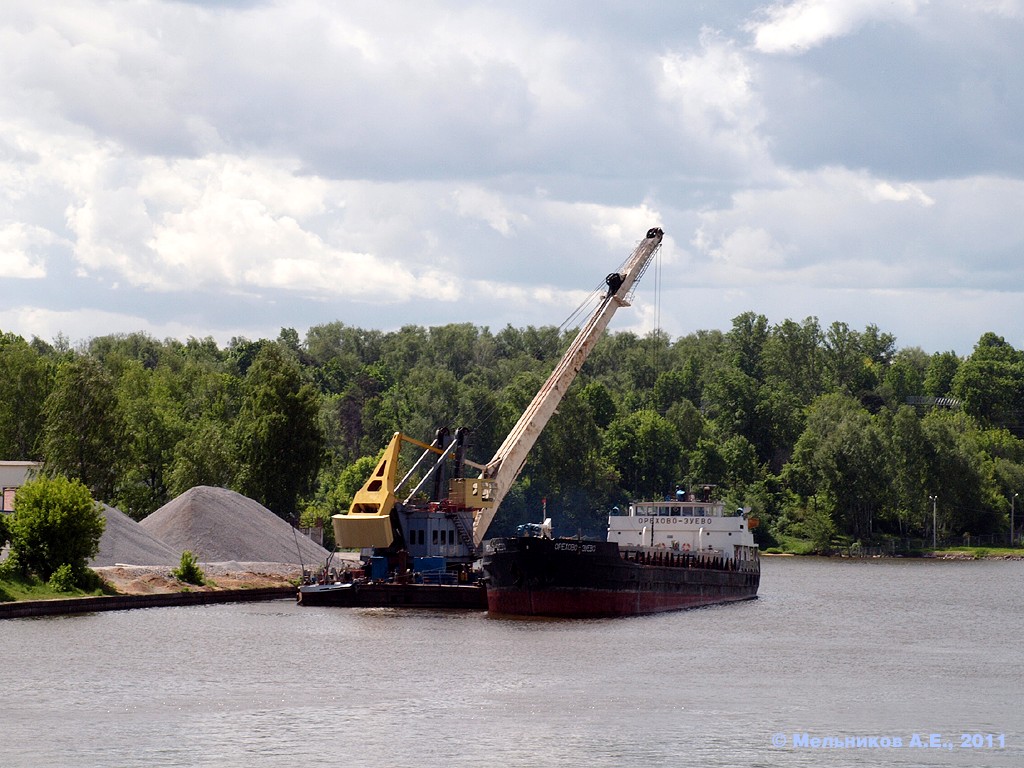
(330, 227), (664, 579)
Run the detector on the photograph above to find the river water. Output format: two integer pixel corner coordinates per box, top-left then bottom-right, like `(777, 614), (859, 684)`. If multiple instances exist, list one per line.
(1, 556), (1022, 768)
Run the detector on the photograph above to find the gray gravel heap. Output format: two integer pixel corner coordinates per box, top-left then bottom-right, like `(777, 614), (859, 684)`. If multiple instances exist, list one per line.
(91, 503), (182, 566)
(139, 486), (330, 566)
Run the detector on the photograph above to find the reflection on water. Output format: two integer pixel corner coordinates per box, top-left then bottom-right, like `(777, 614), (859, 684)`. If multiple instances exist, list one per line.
(2, 557), (1022, 768)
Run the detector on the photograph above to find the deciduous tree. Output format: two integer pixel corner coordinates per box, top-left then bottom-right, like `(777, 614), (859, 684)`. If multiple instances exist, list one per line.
(233, 345), (324, 520)
(0, 333), (51, 459)
(7, 475), (105, 582)
(42, 357), (124, 501)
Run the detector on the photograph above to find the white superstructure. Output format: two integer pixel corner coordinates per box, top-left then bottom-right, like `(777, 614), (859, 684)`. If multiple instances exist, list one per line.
(607, 496), (759, 566)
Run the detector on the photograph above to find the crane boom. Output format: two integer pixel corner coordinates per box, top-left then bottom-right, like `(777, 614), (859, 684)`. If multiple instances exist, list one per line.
(471, 227), (664, 544)
(334, 227), (664, 559)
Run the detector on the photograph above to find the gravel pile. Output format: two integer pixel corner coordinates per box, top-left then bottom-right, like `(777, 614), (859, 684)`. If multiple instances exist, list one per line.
(91, 504), (182, 566)
(139, 486), (330, 566)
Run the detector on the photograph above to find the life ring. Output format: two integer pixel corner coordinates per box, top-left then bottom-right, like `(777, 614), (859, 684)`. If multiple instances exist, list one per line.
(681, 543), (691, 552)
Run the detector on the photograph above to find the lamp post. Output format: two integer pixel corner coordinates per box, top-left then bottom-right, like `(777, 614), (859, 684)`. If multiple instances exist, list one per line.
(1012, 493), (1018, 547)
(929, 495), (938, 550)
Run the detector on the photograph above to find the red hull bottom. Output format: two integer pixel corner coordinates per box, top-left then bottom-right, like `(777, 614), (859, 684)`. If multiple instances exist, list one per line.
(486, 585), (758, 618)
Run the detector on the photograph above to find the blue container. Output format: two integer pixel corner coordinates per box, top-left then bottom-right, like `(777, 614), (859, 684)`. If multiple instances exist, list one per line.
(368, 556), (389, 580)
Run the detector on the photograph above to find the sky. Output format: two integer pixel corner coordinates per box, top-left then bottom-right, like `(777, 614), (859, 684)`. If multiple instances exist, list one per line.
(2, 0), (1024, 356)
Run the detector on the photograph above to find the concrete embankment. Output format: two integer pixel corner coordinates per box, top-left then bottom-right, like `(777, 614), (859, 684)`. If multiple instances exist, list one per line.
(0, 586), (295, 620)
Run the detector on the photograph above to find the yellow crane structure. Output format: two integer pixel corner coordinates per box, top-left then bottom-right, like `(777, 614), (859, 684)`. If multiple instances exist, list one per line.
(332, 228), (665, 570)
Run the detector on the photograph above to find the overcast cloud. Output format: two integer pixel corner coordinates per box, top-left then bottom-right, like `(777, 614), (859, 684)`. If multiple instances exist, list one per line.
(2, 0), (1023, 355)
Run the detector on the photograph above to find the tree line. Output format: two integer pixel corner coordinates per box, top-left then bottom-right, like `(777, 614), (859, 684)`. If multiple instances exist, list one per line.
(2, 314), (1023, 551)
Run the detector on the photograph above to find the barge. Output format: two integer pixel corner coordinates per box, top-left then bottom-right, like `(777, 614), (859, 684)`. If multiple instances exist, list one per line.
(483, 492), (760, 617)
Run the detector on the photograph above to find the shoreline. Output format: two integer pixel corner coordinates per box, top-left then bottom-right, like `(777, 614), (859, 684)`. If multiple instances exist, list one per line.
(0, 586), (295, 620)
(762, 550), (1024, 561)
(0, 561), (306, 620)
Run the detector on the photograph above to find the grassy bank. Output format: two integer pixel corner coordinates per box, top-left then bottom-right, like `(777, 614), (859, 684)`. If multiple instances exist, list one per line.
(764, 535), (817, 555)
(0, 573), (111, 603)
(930, 546), (1022, 559)
(763, 536), (1021, 559)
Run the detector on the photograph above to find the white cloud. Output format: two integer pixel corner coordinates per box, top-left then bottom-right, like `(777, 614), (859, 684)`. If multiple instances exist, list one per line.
(689, 168), (1024, 293)
(658, 30), (772, 177)
(10, 144), (459, 303)
(868, 181), (934, 206)
(449, 186), (527, 236)
(697, 225), (791, 273)
(0, 1), (1023, 356)
(0, 304), (230, 347)
(545, 200), (664, 254)
(750, 0), (925, 54)
(974, 0), (1023, 17)
(0, 223), (49, 278)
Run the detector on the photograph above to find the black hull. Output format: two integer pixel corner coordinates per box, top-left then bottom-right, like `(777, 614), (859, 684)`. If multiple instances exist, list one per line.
(297, 581), (487, 609)
(482, 537), (759, 617)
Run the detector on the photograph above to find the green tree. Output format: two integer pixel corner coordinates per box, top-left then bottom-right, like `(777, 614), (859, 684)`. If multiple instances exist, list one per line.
(364, 365), (460, 447)
(42, 357), (125, 501)
(951, 336), (1024, 427)
(163, 361), (240, 497)
(524, 386), (615, 525)
(653, 368), (698, 414)
(920, 410), (989, 537)
(114, 362), (182, 519)
(603, 410), (682, 498)
(702, 366), (759, 438)
(0, 333), (51, 459)
(924, 351), (960, 398)
(427, 323), (483, 379)
(458, 372), (502, 458)
(822, 322), (875, 395)
(664, 398), (703, 452)
(884, 406), (931, 535)
(785, 393), (888, 541)
(727, 311), (769, 379)
(87, 331), (165, 372)
(762, 317), (823, 404)
(879, 348), (928, 408)
(719, 433), (762, 489)
(580, 381), (618, 429)
(6, 475), (105, 582)
(233, 346), (324, 519)
(165, 420), (236, 498)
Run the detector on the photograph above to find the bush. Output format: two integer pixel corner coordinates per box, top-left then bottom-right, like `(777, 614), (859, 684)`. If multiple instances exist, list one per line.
(47, 563), (77, 592)
(7, 475), (105, 580)
(172, 550), (205, 586)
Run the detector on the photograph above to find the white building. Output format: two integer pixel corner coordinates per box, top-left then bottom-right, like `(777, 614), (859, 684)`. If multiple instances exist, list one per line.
(0, 461), (43, 513)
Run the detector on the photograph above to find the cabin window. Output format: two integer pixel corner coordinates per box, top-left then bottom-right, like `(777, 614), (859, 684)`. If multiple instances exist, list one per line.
(448, 530), (455, 545)
(432, 530), (438, 545)
(418, 530), (425, 545)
